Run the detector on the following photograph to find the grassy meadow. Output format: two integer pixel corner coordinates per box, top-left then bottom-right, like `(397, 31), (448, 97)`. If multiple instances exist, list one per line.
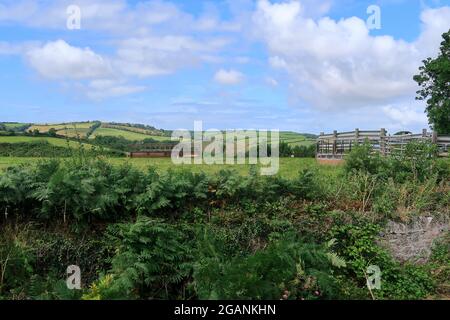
(0, 136), (96, 149)
(0, 156), (342, 178)
(89, 127), (171, 141)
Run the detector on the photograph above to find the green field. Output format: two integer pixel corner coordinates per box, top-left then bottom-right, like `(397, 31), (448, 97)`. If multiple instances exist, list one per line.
(1, 122), (30, 129)
(59, 128), (91, 138)
(279, 131), (315, 146)
(0, 136), (95, 149)
(3, 121), (315, 146)
(28, 122), (96, 138)
(102, 124), (167, 136)
(90, 127), (172, 141)
(0, 156), (341, 178)
(29, 122), (95, 132)
(228, 131), (314, 147)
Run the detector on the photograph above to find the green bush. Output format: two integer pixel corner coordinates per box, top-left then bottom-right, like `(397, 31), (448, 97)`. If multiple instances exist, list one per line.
(86, 217), (194, 300)
(193, 232), (344, 300)
(0, 225), (35, 298)
(344, 141), (387, 177)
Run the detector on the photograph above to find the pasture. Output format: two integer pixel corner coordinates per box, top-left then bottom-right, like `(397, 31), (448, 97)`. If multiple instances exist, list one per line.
(0, 156), (342, 178)
(0, 136), (95, 149)
(28, 122), (95, 132)
(89, 127), (172, 141)
(28, 122), (96, 138)
(1, 122), (30, 129)
(279, 131), (315, 146)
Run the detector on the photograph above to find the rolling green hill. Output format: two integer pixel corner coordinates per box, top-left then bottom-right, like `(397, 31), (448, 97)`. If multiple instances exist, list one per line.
(89, 127), (172, 141)
(27, 122), (98, 138)
(0, 136), (95, 149)
(0, 122), (31, 132)
(1, 121), (316, 147)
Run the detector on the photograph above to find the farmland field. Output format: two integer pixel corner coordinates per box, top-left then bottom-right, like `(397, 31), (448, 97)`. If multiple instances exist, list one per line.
(0, 156), (341, 178)
(28, 122), (96, 138)
(3, 121), (315, 147)
(1, 122), (30, 129)
(89, 127), (172, 141)
(101, 123), (168, 136)
(0, 136), (95, 149)
(28, 122), (95, 132)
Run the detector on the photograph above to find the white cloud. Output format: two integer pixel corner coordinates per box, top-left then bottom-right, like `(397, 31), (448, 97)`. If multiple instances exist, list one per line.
(253, 0), (450, 110)
(214, 69), (245, 85)
(85, 79), (146, 100)
(0, 0), (242, 34)
(382, 105), (428, 127)
(24, 40), (149, 100)
(115, 36), (229, 78)
(0, 1), (240, 101)
(26, 40), (112, 79)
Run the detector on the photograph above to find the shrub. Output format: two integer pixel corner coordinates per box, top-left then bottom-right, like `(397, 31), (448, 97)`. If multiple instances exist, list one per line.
(193, 232), (344, 300)
(291, 169), (324, 201)
(388, 141), (439, 182)
(0, 225), (35, 298)
(344, 141), (387, 177)
(86, 217), (195, 300)
(137, 169), (209, 216)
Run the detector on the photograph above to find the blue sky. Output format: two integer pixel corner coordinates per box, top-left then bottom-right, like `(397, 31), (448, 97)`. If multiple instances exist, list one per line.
(1, 0), (450, 134)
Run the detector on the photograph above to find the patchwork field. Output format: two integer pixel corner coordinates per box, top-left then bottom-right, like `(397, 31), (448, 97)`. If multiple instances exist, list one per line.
(27, 122), (96, 138)
(101, 123), (169, 136)
(2, 122), (315, 148)
(89, 127), (172, 141)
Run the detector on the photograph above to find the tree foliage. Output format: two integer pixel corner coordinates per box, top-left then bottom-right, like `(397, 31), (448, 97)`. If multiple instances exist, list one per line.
(414, 29), (450, 134)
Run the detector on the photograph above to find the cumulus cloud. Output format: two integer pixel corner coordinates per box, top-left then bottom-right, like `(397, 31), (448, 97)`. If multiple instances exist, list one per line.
(214, 69), (245, 85)
(2, 0), (450, 120)
(26, 40), (112, 79)
(253, 0), (450, 110)
(21, 32), (231, 99)
(24, 40), (148, 100)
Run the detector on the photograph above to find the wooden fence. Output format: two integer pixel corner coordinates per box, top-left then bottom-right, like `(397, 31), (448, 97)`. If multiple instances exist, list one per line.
(316, 129), (450, 160)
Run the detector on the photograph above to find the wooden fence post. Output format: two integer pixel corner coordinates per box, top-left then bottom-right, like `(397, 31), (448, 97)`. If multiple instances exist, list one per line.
(422, 129), (427, 138)
(317, 132), (324, 156)
(380, 128), (386, 156)
(432, 131), (438, 144)
(333, 130), (337, 157)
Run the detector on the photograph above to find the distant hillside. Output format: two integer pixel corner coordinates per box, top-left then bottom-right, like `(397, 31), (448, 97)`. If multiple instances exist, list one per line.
(27, 121), (100, 139)
(0, 122), (31, 132)
(0, 136), (96, 149)
(0, 121), (317, 146)
(90, 123), (170, 141)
